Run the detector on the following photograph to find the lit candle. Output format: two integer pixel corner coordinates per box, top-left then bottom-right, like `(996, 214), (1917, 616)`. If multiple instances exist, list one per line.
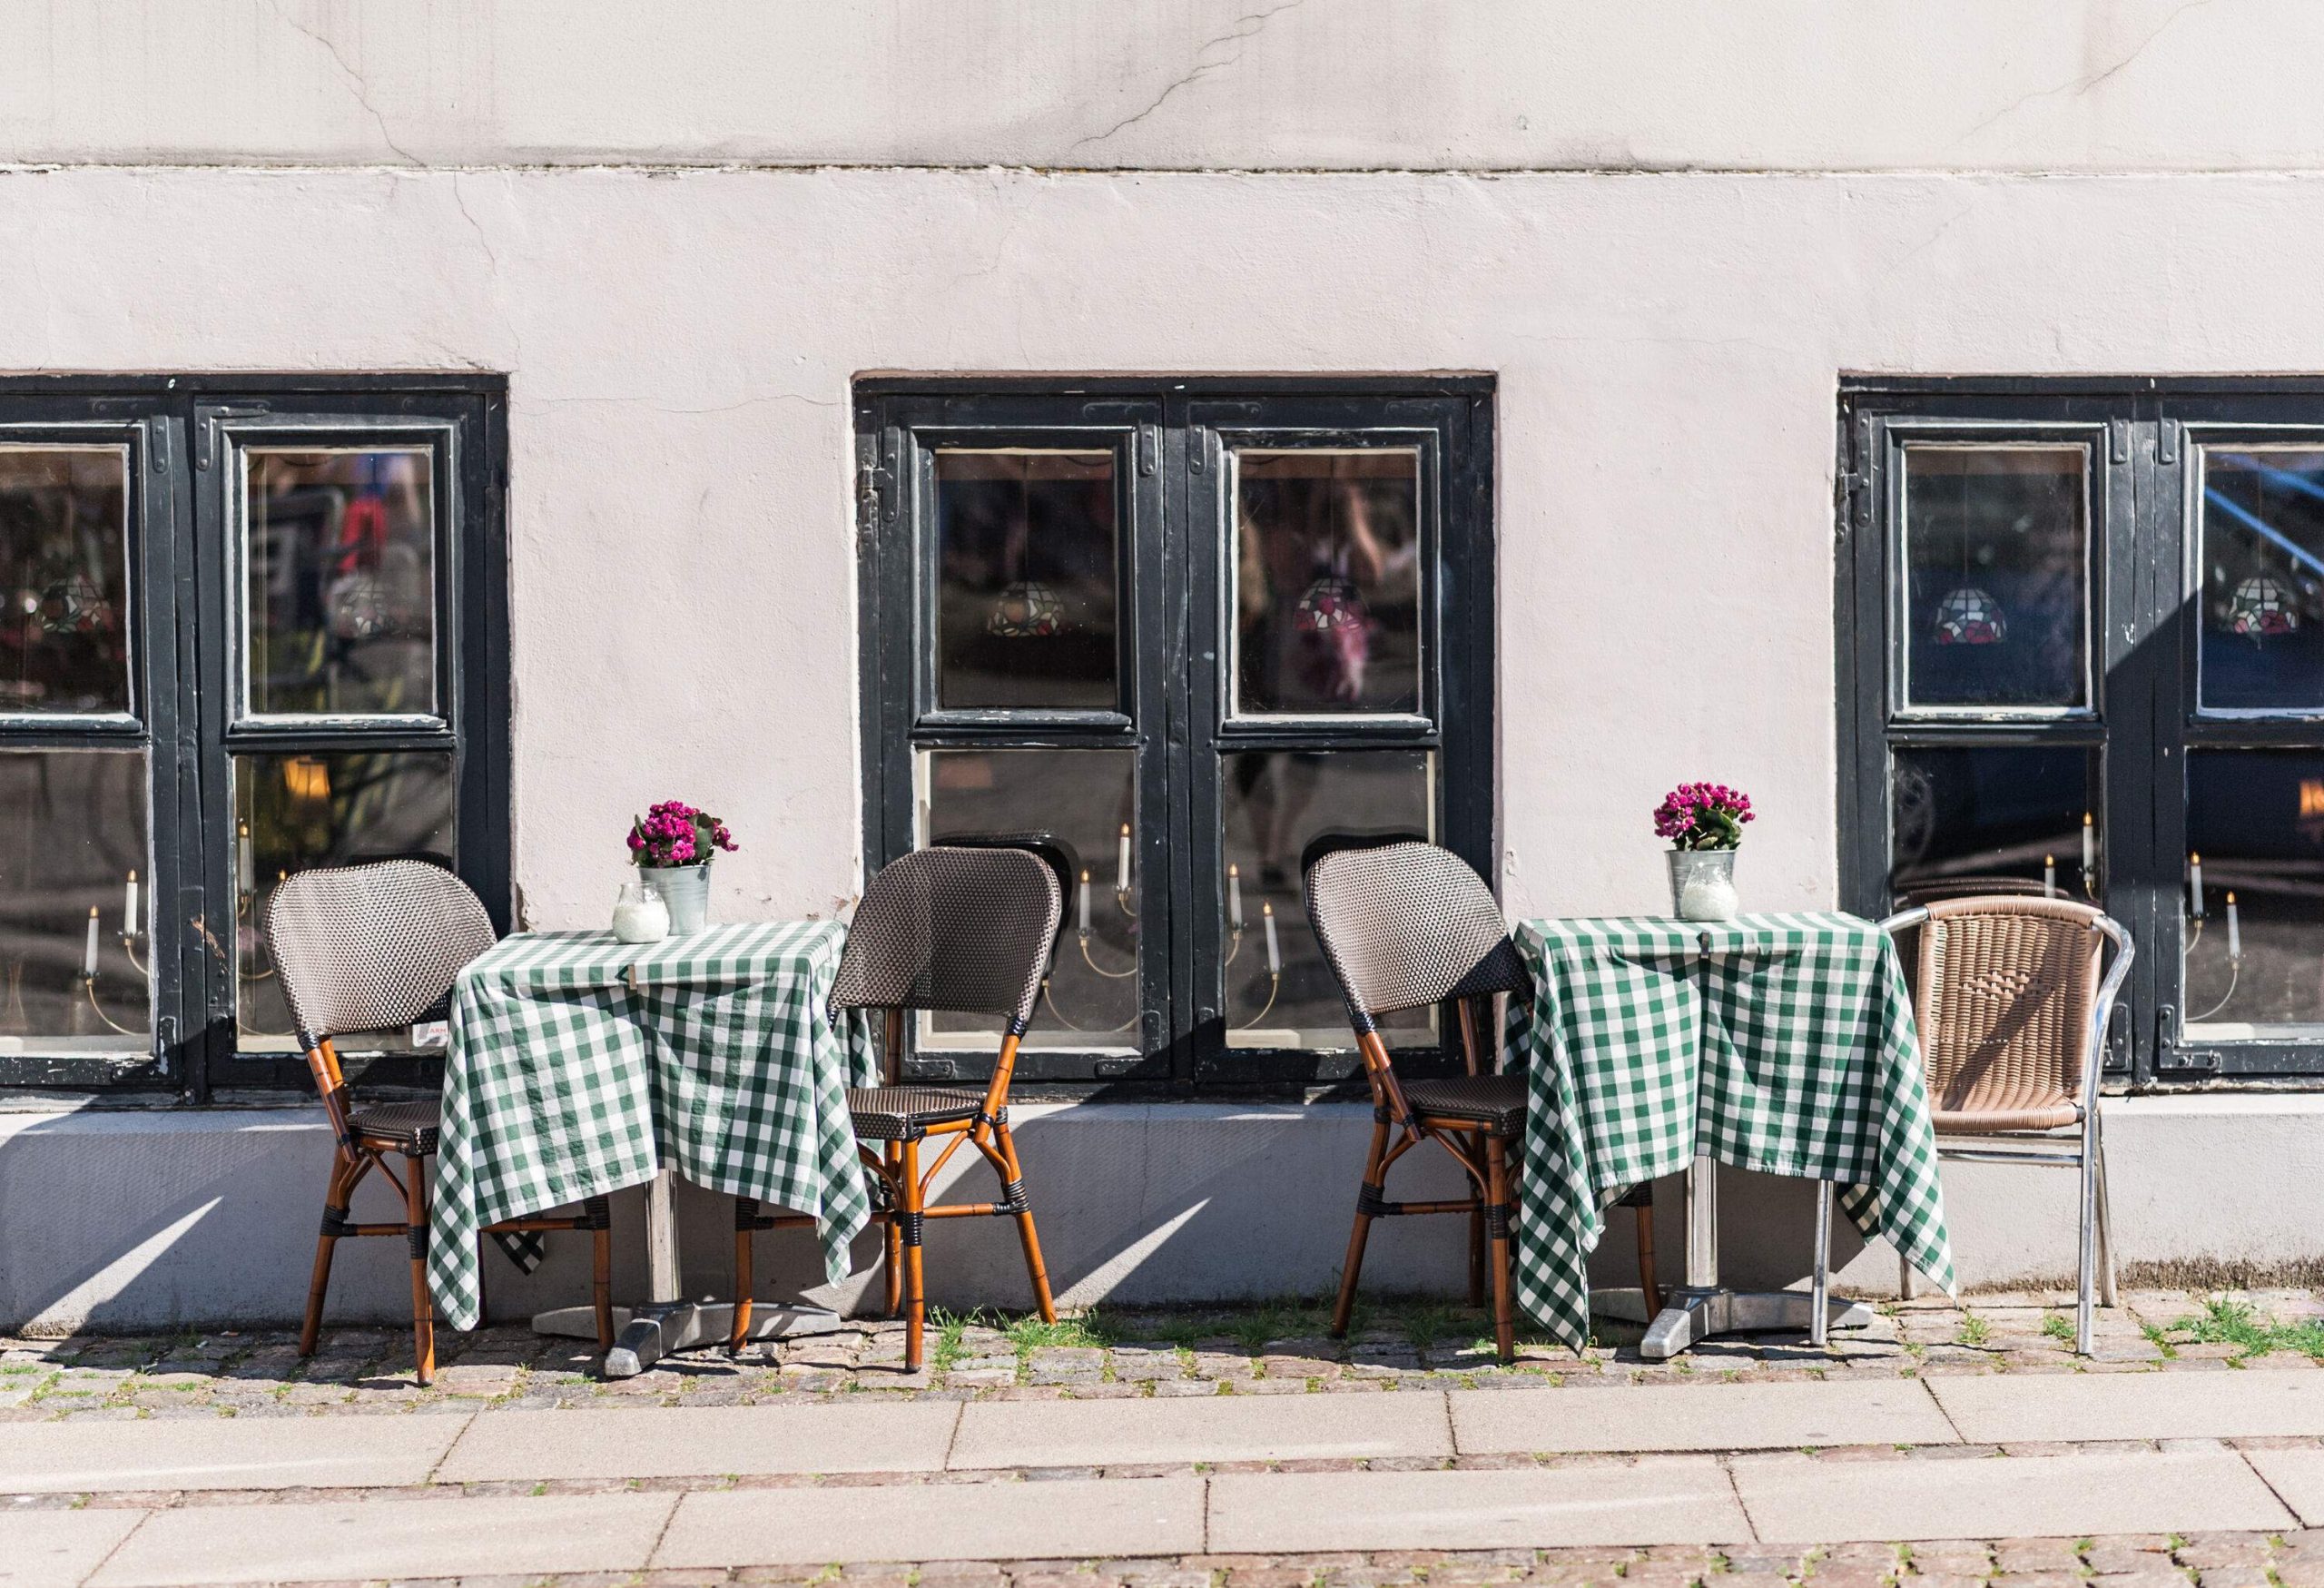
(1262, 900), (1281, 975)
(123, 870), (138, 937)
(1116, 824), (1132, 893)
(1227, 863), (1245, 931)
(2082, 812), (2095, 882)
(2043, 856), (2056, 899)
(237, 820), (255, 893)
(2190, 853), (2205, 919)
(83, 907), (99, 979)
(1077, 869), (1091, 936)
(2228, 891), (2242, 961)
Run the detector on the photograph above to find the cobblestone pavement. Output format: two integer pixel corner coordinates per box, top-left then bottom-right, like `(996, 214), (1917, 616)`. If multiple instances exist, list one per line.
(3, 1287), (2319, 1417)
(18, 1534), (2324, 1588)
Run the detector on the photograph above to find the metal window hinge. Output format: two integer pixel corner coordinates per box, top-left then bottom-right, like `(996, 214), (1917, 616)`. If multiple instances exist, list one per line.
(1138, 424), (1157, 477)
(194, 406), (267, 471)
(2153, 1004), (2220, 1073)
(2109, 420), (2132, 466)
(856, 459), (891, 545)
(2158, 419), (2180, 465)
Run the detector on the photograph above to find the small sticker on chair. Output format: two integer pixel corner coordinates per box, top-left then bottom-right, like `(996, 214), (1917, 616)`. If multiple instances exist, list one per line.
(412, 1021), (450, 1049)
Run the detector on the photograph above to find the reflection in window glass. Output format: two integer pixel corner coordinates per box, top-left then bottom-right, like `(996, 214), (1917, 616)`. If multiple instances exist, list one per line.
(1221, 750), (1434, 1049)
(934, 451), (1117, 712)
(1234, 449), (1421, 715)
(245, 449), (436, 718)
(236, 752), (454, 1051)
(1889, 746), (2099, 910)
(0, 447), (132, 715)
(919, 748), (1137, 1051)
(2185, 751), (2324, 1037)
(2198, 450), (2324, 713)
(0, 749), (150, 1052)
(1903, 446), (2087, 710)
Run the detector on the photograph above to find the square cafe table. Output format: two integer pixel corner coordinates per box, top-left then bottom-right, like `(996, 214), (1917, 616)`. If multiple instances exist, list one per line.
(427, 919), (878, 1374)
(1502, 912), (1956, 1356)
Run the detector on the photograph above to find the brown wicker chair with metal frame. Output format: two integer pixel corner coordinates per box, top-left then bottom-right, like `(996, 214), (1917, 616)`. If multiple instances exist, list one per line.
(268, 860), (614, 1386)
(1306, 840), (1661, 1363)
(731, 845), (1062, 1371)
(1877, 894), (2132, 1355)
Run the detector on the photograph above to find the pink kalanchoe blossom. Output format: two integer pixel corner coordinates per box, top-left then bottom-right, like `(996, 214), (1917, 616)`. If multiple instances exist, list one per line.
(1654, 781), (1755, 852)
(629, 801), (740, 867)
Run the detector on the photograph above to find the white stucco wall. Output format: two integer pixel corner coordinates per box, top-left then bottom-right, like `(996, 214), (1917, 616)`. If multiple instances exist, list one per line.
(5, 0), (2324, 173)
(6, 163), (2321, 922)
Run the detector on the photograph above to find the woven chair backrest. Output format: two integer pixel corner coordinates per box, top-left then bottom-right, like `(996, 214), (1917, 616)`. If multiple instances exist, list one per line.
(1909, 894), (2103, 1118)
(1305, 841), (1530, 1025)
(265, 860), (498, 1048)
(830, 846), (1061, 1025)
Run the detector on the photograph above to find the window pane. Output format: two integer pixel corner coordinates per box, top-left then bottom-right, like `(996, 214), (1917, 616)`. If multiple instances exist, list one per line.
(919, 747), (1138, 1051)
(245, 448), (437, 717)
(1234, 449), (1421, 715)
(2197, 449), (2324, 713)
(1903, 446), (2087, 711)
(2185, 750), (2324, 1038)
(0, 446), (132, 715)
(0, 749), (150, 1053)
(234, 751), (454, 1051)
(934, 450), (1117, 712)
(1221, 749), (1434, 1049)
(1889, 746), (2100, 911)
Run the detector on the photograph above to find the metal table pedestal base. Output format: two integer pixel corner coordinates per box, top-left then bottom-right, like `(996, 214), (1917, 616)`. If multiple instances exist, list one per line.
(1638, 1287), (1875, 1359)
(535, 1300), (846, 1376)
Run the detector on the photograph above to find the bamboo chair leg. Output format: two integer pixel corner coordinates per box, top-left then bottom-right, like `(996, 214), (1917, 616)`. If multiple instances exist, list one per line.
(1634, 1199), (1661, 1318)
(883, 1142), (905, 1318)
(593, 1218), (614, 1350)
(730, 1198), (757, 1352)
(1332, 1120), (1392, 1339)
(1485, 1135), (1517, 1363)
(993, 1123), (1056, 1323)
(402, 1149), (436, 1387)
(1468, 1202), (1486, 1307)
(300, 1151), (359, 1357)
(899, 1137), (926, 1371)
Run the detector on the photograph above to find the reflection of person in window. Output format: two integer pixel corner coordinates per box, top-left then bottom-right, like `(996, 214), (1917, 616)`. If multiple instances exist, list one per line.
(1238, 475), (1389, 711)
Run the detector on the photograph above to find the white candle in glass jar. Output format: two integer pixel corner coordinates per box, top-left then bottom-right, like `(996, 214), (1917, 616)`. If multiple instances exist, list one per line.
(83, 907), (99, 978)
(2227, 891), (2242, 960)
(2190, 853), (2205, 918)
(1262, 901), (1281, 974)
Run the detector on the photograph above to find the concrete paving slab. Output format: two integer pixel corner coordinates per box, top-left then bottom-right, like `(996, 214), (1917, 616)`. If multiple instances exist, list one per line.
(1, 1507), (145, 1588)
(655, 1477), (1206, 1565)
(89, 1493), (677, 1586)
(1206, 1461), (1750, 1550)
(1451, 1378), (1955, 1454)
(2244, 1447), (2324, 1526)
(437, 1401), (961, 1480)
(1932, 1366), (2324, 1442)
(0, 1414), (468, 1493)
(950, 1388), (1450, 1469)
(1732, 1448), (2291, 1543)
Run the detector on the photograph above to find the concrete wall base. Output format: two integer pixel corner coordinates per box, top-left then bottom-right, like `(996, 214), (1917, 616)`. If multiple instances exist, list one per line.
(3, 1096), (2319, 1335)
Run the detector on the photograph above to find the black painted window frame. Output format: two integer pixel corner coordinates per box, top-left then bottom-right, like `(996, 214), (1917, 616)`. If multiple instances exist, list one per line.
(0, 375), (510, 1101)
(1839, 377), (2324, 1088)
(857, 377), (1497, 1092)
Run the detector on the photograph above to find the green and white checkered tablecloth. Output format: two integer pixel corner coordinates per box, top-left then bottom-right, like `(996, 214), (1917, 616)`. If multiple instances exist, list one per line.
(428, 920), (878, 1332)
(1502, 912), (1956, 1346)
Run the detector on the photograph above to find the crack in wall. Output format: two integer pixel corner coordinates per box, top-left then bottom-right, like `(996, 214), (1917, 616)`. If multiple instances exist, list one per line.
(1953, 0), (2225, 148)
(261, 0), (424, 166)
(1070, 0), (1311, 155)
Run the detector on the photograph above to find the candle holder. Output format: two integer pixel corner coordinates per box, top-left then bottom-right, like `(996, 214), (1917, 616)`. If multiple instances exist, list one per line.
(1039, 859), (1142, 1036)
(2184, 851), (2244, 1021)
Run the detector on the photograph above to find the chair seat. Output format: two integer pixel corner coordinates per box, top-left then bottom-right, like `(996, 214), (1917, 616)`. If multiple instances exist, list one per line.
(1403, 1072), (1528, 1136)
(848, 1086), (986, 1140)
(348, 1099), (442, 1154)
(1935, 1103), (2082, 1133)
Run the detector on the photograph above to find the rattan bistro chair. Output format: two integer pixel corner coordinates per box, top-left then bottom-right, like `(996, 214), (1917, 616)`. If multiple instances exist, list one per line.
(268, 861), (613, 1386)
(731, 846), (1062, 1370)
(1307, 841), (1661, 1363)
(1878, 895), (2132, 1355)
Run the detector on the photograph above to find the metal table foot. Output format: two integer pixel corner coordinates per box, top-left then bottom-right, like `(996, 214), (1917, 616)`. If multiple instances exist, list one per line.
(1637, 1287), (1876, 1359)
(1587, 1287), (1657, 1326)
(534, 1299), (846, 1375)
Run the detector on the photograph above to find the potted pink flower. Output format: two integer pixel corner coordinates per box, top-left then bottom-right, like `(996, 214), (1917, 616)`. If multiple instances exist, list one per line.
(1653, 782), (1753, 921)
(627, 800), (738, 934)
